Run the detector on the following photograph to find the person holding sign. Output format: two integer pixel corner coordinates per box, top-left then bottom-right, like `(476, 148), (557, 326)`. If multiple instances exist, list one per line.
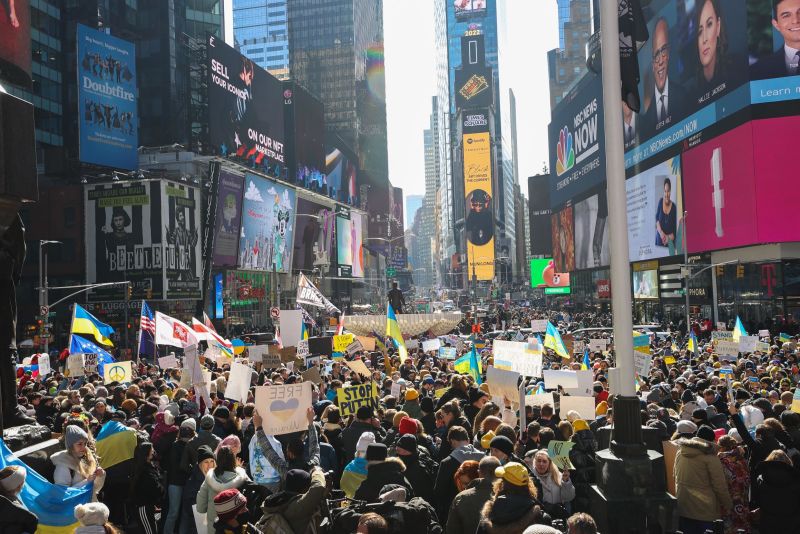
(251, 407), (319, 489)
(530, 449), (575, 521)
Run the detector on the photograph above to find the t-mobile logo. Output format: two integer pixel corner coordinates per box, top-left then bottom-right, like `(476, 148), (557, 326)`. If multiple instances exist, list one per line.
(710, 147), (724, 238)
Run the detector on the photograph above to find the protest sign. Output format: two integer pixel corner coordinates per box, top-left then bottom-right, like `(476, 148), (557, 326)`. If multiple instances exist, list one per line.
(712, 331), (733, 343)
(572, 340), (586, 354)
(104, 361), (132, 384)
(38, 355), (51, 377)
(716, 322), (727, 331)
(486, 366), (521, 402)
(305, 355), (320, 368)
(301, 367), (322, 385)
(337, 382), (379, 417)
(543, 370), (578, 389)
(345, 359), (371, 378)
(664, 356), (676, 365)
(525, 392), (555, 408)
(391, 382), (402, 399)
(248, 345), (269, 360)
(422, 339), (441, 353)
(589, 339), (608, 352)
(255, 382), (312, 436)
(792, 387), (800, 414)
(357, 337), (376, 351)
(438, 347), (458, 360)
(345, 338), (365, 355)
(158, 355), (178, 369)
(225, 361), (252, 403)
(531, 320), (548, 332)
(633, 351), (652, 378)
(547, 440), (575, 470)
(333, 334), (355, 353)
(279, 347), (298, 363)
(758, 329), (770, 338)
(493, 340), (543, 378)
(261, 352), (282, 368)
(738, 336), (758, 353)
(297, 340), (310, 357)
(562, 370), (593, 397)
(716, 341), (740, 360)
(405, 339), (419, 350)
(279, 310), (303, 347)
(559, 395), (596, 420)
(308, 336), (333, 356)
(84, 354), (98, 374)
(755, 341), (770, 352)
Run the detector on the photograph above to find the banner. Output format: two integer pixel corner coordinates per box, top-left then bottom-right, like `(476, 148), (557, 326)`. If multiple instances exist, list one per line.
(155, 311), (199, 348)
(162, 180), (202, 299)
(422, 339), (442, 353)
(296, 273), (340, 314)
(238, 174), (296, 273)
(493, 340), (542, 378)
(463, 131), (495, 281)
(77, 24), (138, 170)
(212, 171), (245, 267)
(337, 382), (379, 418)
(254, 382), (312, 436)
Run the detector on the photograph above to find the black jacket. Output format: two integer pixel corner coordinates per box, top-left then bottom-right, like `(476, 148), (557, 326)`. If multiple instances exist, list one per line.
(435, 387), (468, 411)
(399, 452), (438, 505)
(755, 460), (800, 532)
(131, 462), (165, 506)
(0, 495), (38, 534)
(433, 444), (485, 525)
(353, 457), (415, 503)
(166, 438), (191, 486)
(750, 48), (793, 81)
(341, 420), (386, 463)
(436, 417), (473, 462)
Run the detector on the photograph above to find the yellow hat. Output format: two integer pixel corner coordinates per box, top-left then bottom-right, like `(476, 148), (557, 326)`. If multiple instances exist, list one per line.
(595, 401), (608, 416)
(572, 419), (589, 432)
(480, 430), (496, 450)
(495, 462), (529, 487)
(405, 388), (419, 401)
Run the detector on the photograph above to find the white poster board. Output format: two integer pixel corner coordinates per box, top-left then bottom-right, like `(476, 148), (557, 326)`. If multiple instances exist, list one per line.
(279, 310), (303, 348)
(486, 366), (521, 402)
(158, 355), (178, 369)
(543, 370), (579, 389)
(225, 361), (252, 403)
(525, 392), (555, 408)
(633, 351), (652, 378)
(738, 336), (758, 353)
(562, 370), (594, 397)
(559, 395), (596, 420)
(493, 340), (543, 377)
(531, 320), (548, 332)
(716, 341), (740, 357)
(422, 339), (442, 352)
(589, 339), (608, 352)
(255, 382), (312, 436)
(68, 354), (85, 377)
(37, 355), (51, 377)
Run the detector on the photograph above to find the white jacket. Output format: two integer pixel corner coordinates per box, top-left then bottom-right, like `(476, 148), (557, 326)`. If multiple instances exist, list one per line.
(532, 470), (576, 505)
(50, 450), (105, 501)
(195, 467), (250, 534)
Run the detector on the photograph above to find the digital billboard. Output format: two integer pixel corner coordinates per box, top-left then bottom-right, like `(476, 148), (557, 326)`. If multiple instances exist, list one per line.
(551, 204), (574, 273)
(463, 131), (494, 280)
(454, 0), (487, 19)
(626, 155), (684, 262)
(85, 180), (164, 302)
(633, 269), (659, 299)
(528, 174), (552, 256)
(238, 174), (296, 273)
(351, 213), (364, 278)
(530, 258), (571, 294)
(325, 137), (358, 206)
(77, 24), (138, 170)
(574, 188), (609, 269)
(208, 35), (285, 173)
(293, 197), (335, 274)
(162, 180), (202, 300)
(212, 171), (244, 267)
(214, 273), (224, 319)
(748, 0), (800, 104)
(285, 82), (326, 195)
(335, 206), (352, 278)
(0, 0), (30, 86)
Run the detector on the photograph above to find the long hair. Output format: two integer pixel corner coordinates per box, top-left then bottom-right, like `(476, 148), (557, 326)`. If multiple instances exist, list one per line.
(491, 477), (538, 500)
(474, 402), (500, 433)
(129, 442), (154, 498)
(534, 449), (563, 487)
(694, 0), (728, 79)
(215, 445), (237, 477)
(64, 420), (99, 480)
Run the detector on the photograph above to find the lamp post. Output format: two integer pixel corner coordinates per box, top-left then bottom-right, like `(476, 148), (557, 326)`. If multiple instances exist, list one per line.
(38, 240), (61, 354)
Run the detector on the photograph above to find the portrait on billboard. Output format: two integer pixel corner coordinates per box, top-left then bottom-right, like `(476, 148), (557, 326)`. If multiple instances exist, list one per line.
(622, 101), (639, 150)
(294, 198), (335, 273)
(238, 174), (296, 273)
(0, 0), (30, 86)
(574, 189), (609, 270)
(212, 171), (244, 267)
(466, 189), (493, 246)
(163, 181), (202, 300)
(336, 209), (353, 274)
(551, 205), (575, 273)
(633, 269), (659, 299)
(642, 17), (687, 138)
(454, 0), (486, 18)
(749, 0), (800, 80)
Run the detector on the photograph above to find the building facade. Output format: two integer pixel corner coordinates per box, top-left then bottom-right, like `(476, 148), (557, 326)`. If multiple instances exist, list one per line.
(547, 0), (591, 109)
(232, 0), (290, 79)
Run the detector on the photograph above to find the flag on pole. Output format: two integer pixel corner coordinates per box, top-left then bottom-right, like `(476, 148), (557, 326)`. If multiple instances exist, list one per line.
(191, 318), (233, 350)
(70, 334), (116, 377)
(733, 316), (747, 341)
(544, 322), (569, 359)
(468, 346), (483, 385)
(386, 304), (408, 363)
(71, 304), (115, 346)
(297, 305), (317, 327)
(138, 301), (156, 359)
(581, 348), (591, 371)
(155, 312), (198, 348)
(297, 273), (341, 314)
(688, 331), (698, 354)
(336, 316), (345, 336)
(301, 321), (309, 340)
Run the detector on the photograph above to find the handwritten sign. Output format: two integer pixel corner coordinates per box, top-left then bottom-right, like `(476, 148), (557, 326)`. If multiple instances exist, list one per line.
(261, 352), (282, 368)
(84, 354), (98, 374)
(255, 382), (312, 436)
(297, 340), (309, 357)
(738, 336), (758, 353)
(716, 341), (740, 360)
(712, 331), (733, 343)
(158, 355), (178, 369)
(493, 340), (543, 378)
(531, 320), (548, 332)
(357, 337), (376, 351)
(589, 339), (608, 352)
(792, 387), (800, 415)
(104, 361), (133, 384)
(633, 351), (652, 378)
(38, 355), (51, 377)
(422, 339), (442, 352)
(345, 338), (365, 355)
(345, 359), (371, 378)
(438, 347), (458, 360)
(333, 334), (355, 353)
(547, 440), (575, 470)
(390, 382), (402, 398)
(525, 392), (555, 408)
(337, 382), (379, 417)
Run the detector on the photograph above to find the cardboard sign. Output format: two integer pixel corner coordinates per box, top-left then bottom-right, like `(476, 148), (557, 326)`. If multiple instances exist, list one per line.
(531, 320), (548, 332)
(104, 361), (133, 384)
(301, 367), (322, 385)
(633, 351), (652, 378)
(543, 370), (578, 389)
(345, 359), (371, 378)
(589, 339), (608, 352)
(261, 353), (282, 368)
(547, 440), (575, 470)
(438, 347), (458, 360)
(422, 339), (442, 353)
(158, 355), (178, 369)
(559, 395), (596, 420)
(337, 382), (379, 417)
(758, 329), (770, 339)
(345, 338), (365, 355)
(84, 354), (98, 374)
(486, 366), (521, 402)
(255, 382), (312, 436)
(225, 361), (252, 403)
(716, 341), (740, 358)
(712, 331), (733, 343)
(38, 355), (51, 377)
(279, 347), (298, 363)
(357, 336), (376, 351)
(333, 334), (355, 353)
(562, 370), (594, 397)
(738, 336), (758, 353)
(525, 392), (555, 408)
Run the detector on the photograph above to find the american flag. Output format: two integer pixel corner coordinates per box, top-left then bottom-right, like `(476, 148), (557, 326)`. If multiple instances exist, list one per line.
(140, 301), (155, 334)
(138, 301), (156, 358)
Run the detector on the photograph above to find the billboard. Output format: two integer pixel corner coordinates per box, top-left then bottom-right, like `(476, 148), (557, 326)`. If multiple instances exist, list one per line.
(633, 261), (659, 300)
(530, 258), (571, 293)
(325, 135), (358, 205)
(77, 24), (138, 170)
(212, 171), (244, 267)
(208, 35), (285, 173)
(238, 174), (296, 273)
(626, 155), (685, 262)
(528, 174), (552, 256)
(85, 180), (164, 302)
(454, 0), (487, 19)
(551, 204), (574, 273)
(162, 180), (202, 300)
(548, 75), (605, 207)
(213, 273), (224, 319)
(574, 188), (609, 269)
(463, 131), (494, 280)
(0, 0), (30, 86)
(455, 67), (493, 110)
(285, 83), (326, 195)
(351, 213), (364, 278)
(335, 206), (352, 278)
(293, 197), (335, 273)
(749, 0), (800, 104)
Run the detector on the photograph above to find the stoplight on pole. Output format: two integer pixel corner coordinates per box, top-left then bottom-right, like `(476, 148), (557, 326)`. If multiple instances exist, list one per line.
(127, 284), (133, 299)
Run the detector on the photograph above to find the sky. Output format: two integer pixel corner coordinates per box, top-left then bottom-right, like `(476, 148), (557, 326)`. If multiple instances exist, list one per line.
(384, 0), (559, 207)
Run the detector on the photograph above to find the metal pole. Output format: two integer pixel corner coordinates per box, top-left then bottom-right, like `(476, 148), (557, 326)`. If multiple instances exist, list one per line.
(38, 241), (43, 350)
(599, 0), (635, 397)
(711, 262), (719, 325)
(683, 211), (690, 335)
(43, 245), (49, 354)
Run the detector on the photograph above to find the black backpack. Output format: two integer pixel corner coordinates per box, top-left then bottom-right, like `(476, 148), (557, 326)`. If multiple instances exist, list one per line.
(328, 498), (442, 534)
(239, 481), (272, 522)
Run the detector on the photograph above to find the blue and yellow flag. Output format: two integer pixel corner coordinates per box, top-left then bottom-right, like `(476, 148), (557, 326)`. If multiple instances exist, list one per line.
(386, 304), (408, 363)
(780, 332), (791, 343)
(536, 382), (546, 394)
(71, 304), (114, 346)
(468, 346), (483, 385)
(301, 322), (309, 340)
(633, 331), (651, 354)
(96, 420), (137, 469)
(454, 353), (470, 374)
(0, 439), (93, 533)
(544, 322), (569, 359)
(69, 334), (115, 377)
(687, 331), (698, 354)
(581, 348), (591, 370)
(733, 316), (747, 342)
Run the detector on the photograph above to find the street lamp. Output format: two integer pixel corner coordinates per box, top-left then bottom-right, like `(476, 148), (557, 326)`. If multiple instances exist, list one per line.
(38, 240), (61, 354)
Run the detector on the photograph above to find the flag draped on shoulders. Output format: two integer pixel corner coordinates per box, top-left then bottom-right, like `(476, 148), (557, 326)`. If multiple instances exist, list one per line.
(71, 304), (114, 346)
(96, 420), (138, 469)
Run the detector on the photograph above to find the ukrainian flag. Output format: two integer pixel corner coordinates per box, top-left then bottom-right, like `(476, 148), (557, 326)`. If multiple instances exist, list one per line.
(454, 354), (470, 374)
(780, 332), (791, 343)
(581, 348), (591, 371)
(687, 331), (698, 354)
(468, 346), (483, 385)
(95, 420), (137, 469)
(301, 322), (309, 340)
(386, 304), (408, 363)
(733, 316), (747, 342)
(544, 322), (569, 359)
(0, 439), (93, 533)
(71, 304), (114, 346)
(633, 332), (650, 354)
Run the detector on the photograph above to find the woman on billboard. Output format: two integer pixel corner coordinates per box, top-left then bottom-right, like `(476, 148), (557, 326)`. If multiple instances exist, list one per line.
(655, 177), (677, 250)
(693, 0), (732, 101)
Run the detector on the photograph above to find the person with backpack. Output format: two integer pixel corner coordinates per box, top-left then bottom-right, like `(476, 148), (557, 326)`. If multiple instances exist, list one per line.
(212, 488), (260, 534)
(354, 443), (415, 503)
(259, 467), (328, 534)
(433, 425), (484, 525)
(396, 434), (437, 505)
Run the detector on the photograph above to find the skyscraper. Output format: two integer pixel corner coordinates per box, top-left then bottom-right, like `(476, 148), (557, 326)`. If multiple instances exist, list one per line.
(420, 96), (440, 288)
(547, 0), (592, 109)
(405, 195), (423, 230)
(232, 0), (290, 79)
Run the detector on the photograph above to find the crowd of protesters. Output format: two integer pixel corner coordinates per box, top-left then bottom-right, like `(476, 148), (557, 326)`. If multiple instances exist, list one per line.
(3, 306), (800, 534)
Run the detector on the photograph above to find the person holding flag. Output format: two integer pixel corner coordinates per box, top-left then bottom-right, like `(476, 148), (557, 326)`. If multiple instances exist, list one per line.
(386, 303), (407, 363)
(544, 322), (569, 359)
(581, 348), (591, 371)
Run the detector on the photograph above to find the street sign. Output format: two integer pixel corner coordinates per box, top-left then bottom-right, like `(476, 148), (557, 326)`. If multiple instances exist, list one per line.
(39, 305), (48, 317)
(386, 268), (396, 277)
(270, 307), (280, 319)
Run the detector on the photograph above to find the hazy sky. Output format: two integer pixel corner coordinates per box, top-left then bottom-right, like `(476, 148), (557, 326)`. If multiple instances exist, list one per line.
(384, 0), (559, 205)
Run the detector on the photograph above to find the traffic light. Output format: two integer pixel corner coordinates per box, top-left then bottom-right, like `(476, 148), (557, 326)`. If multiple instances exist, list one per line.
(736, 265), (745, 279)
(715, 265), (724, 277)
(146, 288), (153, 299)
(127, 284), (133, 299)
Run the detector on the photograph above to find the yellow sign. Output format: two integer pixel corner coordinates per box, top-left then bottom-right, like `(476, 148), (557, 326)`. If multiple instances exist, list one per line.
(104, 361), (133, 384)
(333, 334), (355, 353)
(337, 382), (379, 417)
(664, 356), (676, 365)
(463, 131), (494, 280)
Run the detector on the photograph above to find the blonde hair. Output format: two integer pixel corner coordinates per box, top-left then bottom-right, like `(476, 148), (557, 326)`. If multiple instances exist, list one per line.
(534, 449), (562, 487)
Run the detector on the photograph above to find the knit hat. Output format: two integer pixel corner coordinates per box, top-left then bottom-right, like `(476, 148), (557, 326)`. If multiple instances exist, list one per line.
(420, 397), (434, 413)
(675, 420), (697, 435)
(356, 432), (376, 455)
(120, 399), (137, 414)
(163, 410), (175, 426)
(366, 443), (388, 462)
(356, 406), (374, 420)
(404, 388), (419, 401)
(0, 465), (26, 492)
(74, 502), (110, 526)
(572, 419), (590, 433)
(285, 469), (312, 493)
(696, 425), (716, 443)
(480, 430), (496, 450)
(200, 414), (215, 430)
(197, 445), (216, 463)
(213, 488), (247, 522)
(494, 462), (529, 487)
(214, 406), (230, 420)
(595, 401), (608, 416)
(522, 525), (562, 534)
(398, 416), (418, 436)
(489, 435), (514, 457)
(65, 425), (89, 450)
(396, 434), (417, 454)
(180, 418), (197, 432)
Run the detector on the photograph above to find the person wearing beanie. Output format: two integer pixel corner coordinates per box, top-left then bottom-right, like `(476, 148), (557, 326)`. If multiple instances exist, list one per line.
(674, 419), (698, 439)
(341, 405), (386, 463)
(674, 417), (732, 533)
(464, 387), (489, 428)
(341, 431), (375, 498)
(197, 445), (251, 534)
(477, 461), (545, 533)
(163, 417), (197, 534)
(419, 396), (436, 436)
(51, 424), (105, 501)
(212, 405), (235, 440)
(354, 443), (415, 503)
(181, 413), (222, 473)
(73, 502), (118, 534)
(212, 488), (257, 534)
(151, 410), (178, 450)
(395, 432), (437, 505)
(181, 445), (217, 533)
(0, 466), (38, 534)
(397, 416), (418, 437)
(261, 466), (327, 534)
(401, 388), (422, 419)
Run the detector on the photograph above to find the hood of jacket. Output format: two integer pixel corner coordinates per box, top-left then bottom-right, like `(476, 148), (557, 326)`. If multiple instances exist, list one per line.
(677, 437), (716, 457)
(51, 449), (80, 471)
(451, 444), (485, 463)
(758, 460), (799, 489)
(572, 429), (597, 451)
(205, 466), (248, 493)
(368, 456), (406, 476)
(262, 490), (299, 514)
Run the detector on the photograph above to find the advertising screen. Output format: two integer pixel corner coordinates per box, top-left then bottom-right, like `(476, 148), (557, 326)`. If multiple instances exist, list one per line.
(212, 171), (244, 267)
(214, 273), (224, 319)
(463, 131), (495, 280)
(574, 188), (609, 269)
(0, 0), (30, 85)
(351, 213), (364, 278)
(162, 180), (202, 300)
(85, 180), (164, 302)
(528, 174), (552, 256)
(682, 122), (758, 253)
(748, 1), (800, 104)
(548, 75), (605, 207)
(454, 0), (487, 19)
(208, 35), (285, 172)
(238, 174), (296, 273)
(551, 204), (574, 273)
(626, 155), (684, 262)
(286, 83), (326, 194)
(293, 197), (335, 274)
(335, 206), (352, 278)
(455, 66), (493, 110)
(633, 269), (659, 299)
(325, 140), (358, 206)
(530, 258), (571, 292)
(77, 24), (138, 170)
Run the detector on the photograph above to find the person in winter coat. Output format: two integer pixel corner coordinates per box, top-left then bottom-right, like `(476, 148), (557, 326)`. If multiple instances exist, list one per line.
(463, 387), (489, 428)
(436, 401), (474, 461)
(727, 402), (785, 486)
(353, 443), (415, 502)
(716, 435), (750, 534)
(51, 425), (106, 501)
(73, 502), (120, 534)
(569, 420), (596, 513)
(129, 442), (164, 534)
(321, 406), (346, 471)
(0, 466), (38, 534)
(182, 415), (223, 472)
(163, 420), (195, 534)
(674, 426), (732, 534)
(477, 462), (547, 534)
(402, 388), (423, 419)
(446, 456), (500, 534)
(212, 488), (259, 534)
(530, 449), (575, 520)
(259, 467), (328, 534)
(396, 434), (437, 504)
(196, 445), (251, 534)
(341, 432), (375, 498)
(435, 375), (469, 410)
(341, 406), (387, 463)
(181, 445), (216, 534)
(753, 450), (800, 533)
(419, 397), (437, 437)
(433, 425), (485, 525)
(151, 410), (178, 451)
(251, 407), (319, 491)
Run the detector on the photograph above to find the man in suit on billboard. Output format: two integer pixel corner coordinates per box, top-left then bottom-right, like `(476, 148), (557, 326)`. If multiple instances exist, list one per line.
(750, 0), (800, 80)
(643, 18), (686, 138)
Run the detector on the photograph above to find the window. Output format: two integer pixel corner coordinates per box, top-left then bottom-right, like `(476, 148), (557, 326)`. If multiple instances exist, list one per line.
(468, 40), (478, 64)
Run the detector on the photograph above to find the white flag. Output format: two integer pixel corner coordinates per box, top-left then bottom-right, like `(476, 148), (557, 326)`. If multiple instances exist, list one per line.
(296, 273), (340, 314)
(155, 311), (198, 348)
(191, 318), (232, 349)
